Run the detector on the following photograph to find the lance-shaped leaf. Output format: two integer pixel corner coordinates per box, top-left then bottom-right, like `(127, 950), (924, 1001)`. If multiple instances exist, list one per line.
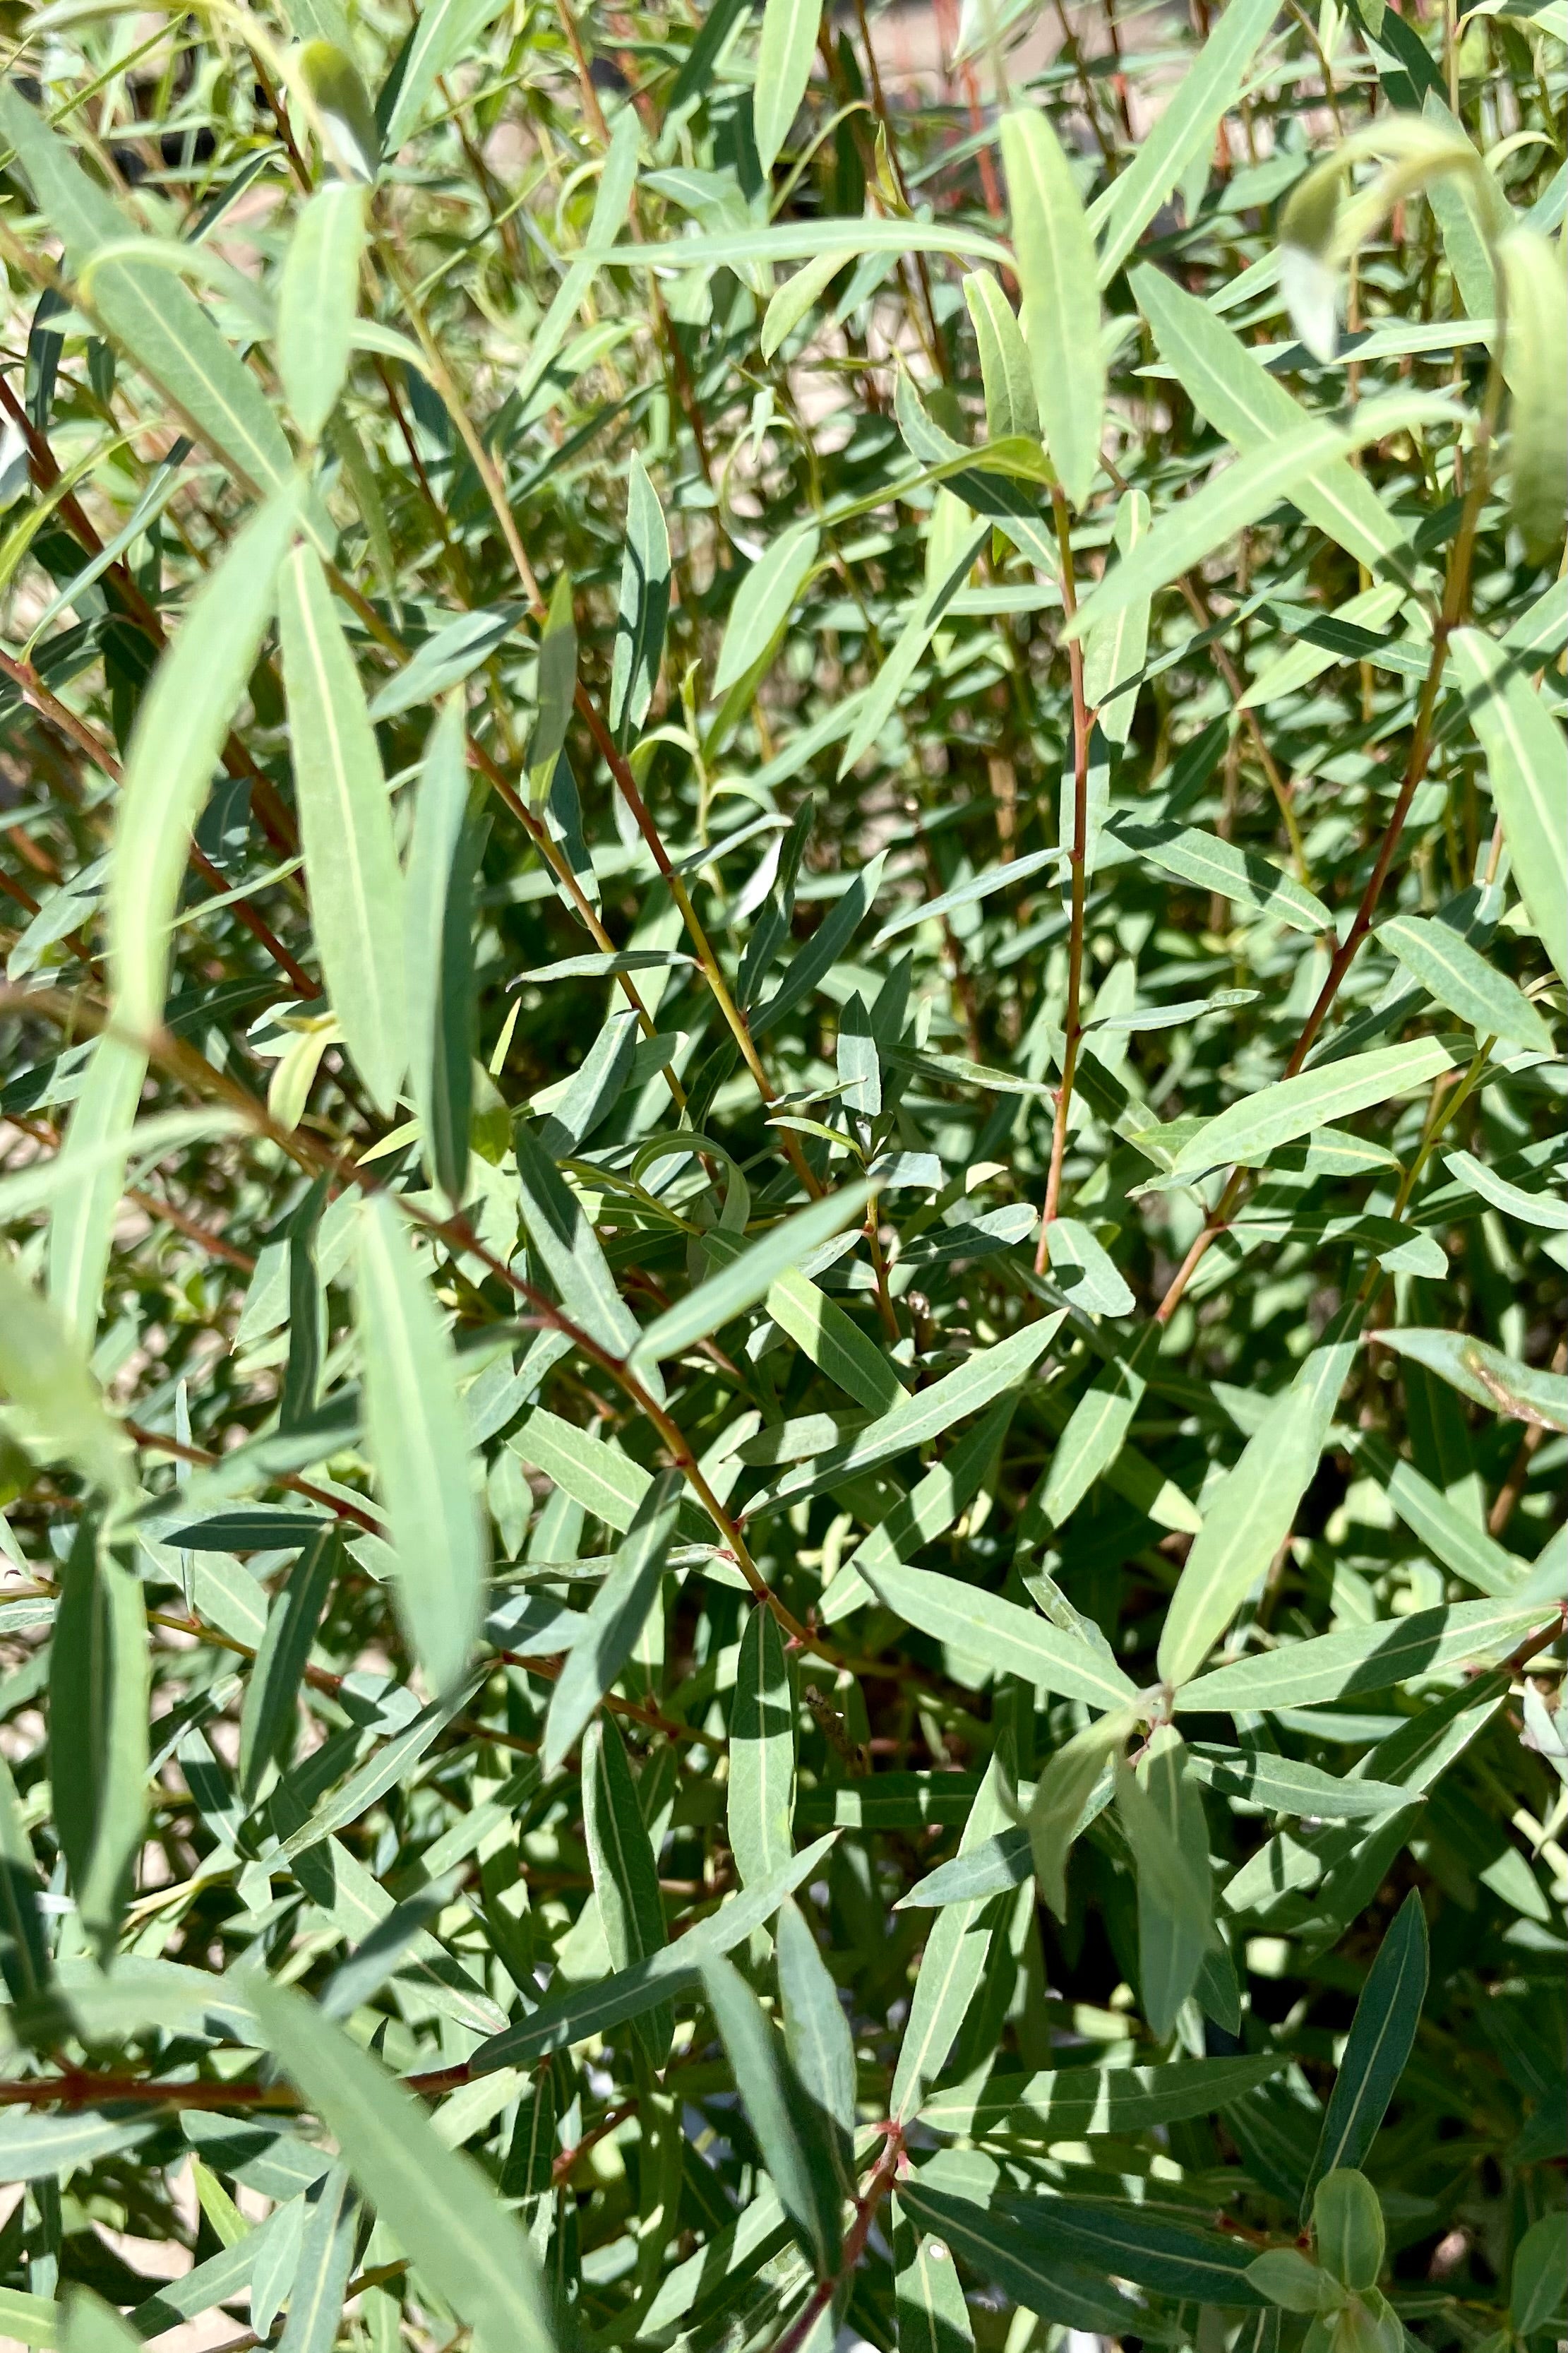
(276, 2164), (357, 2353)
(1118, 1730), (1211, 2039)
(1375, 1327), (1568, 1433)
(964, 269), (1039, 443)
(0, 1755), (50, 2006)
(406, 698), (479, 1205)
(1132, 264), (1420, 574)
(109, 482), (301, 1039)
(893, 2198), (974, 2353)
(529, 571), (577, 787)
(584, 1716), (671, 2063)
(766, 1265), (906, 1413)
(838, 529), (991, 774)
(383, 0), (510, 149)
(1160, 1317), (1359, 1686)
(1001, 108), (1102, 506)
(472, 1834), (837, 2070)
(237, 1527), (340, 1801)
(1451, 627), (1568, 984)
(716, 521), (821, 691)
(777, 1897), (855, 2178)
(543, 1472), (681, 1770)
(895, 2180), (1160, 2331)
(0, 88), (292, 495)
(1067, 395), (1452, 641)
(1178, 1596), (1555, 1712)
(702, 1953), (842, 2277)
(1303, 1891), (1428, 2211)
(61, 2287), (140, 2351)
(1171, 1038), (1452, 1176)
(280, 543), (409, 1112)
(892, 1758), (1011, 2122)
(628, 1181), (871, 1371)
(921, 2051), (1287, 2140)
(729, 1603), (796, 1888)
(46, 1034), (148, 1351)
(355, 1196), (486, 1697)
(609, 453), (671, 743)
(1083, 489), (1151, 744)
(515, 1123), (650, 1370)
(1036, 1328), (1156, 1530)
(1379, 912), (1550, 1051)
(753, 0), (822, 179)
(1024, 1707), (1137, 1918)
(860, 1563), (1139, 1711)
(825, 1390), (1019, 1622)
(49, 1528), (150, 1958)
(1497, 227), (1567, 565)
(1089, 0), (1283, 282)
(277, 181), (365, 443)
(247, 1975), (558, 2353)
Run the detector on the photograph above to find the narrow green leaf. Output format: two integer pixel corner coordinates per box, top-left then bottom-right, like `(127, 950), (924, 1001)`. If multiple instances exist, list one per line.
(355, 1195), (486, 1697)
(1160, 1320), (1358, 1684)
(776, 1896), (855, 2159)
(1089, 0), (1283, 282)
(922, 2052), (1287, 2140)
(383, 0), (509, 148)
(367, 604), (527, 722)
(1178, 1597), (1555, 1712)
(1068, 395), (1452, 640)
(893, 1759), (1010, 2121)
(1497, 227), (1568, 564)
(1132, 265), (1418, 573)
(543, 1472), (681, 1770)
(766, 1265), (906, 1412)
(529, 571), (577, 784)
(1082, 489), (1151, 744)
(277, 182), (364, 443)
(1303, 1890), (1428, 2211)
(1036, 1331), (1151, 1530)
(863, 1562), (1141, 1710)
(1024, 1709), (1135, 1917)
(753, 0), (822, 178)
(280, 543), (409, 1112)
(109, 483), (300, 1037)
(237, 1528), (340, 1802)
(764, 1317), (1062, 1515)
(276, 2165), (356, 2353)
(838, 524), (991, 775)
(584, 1716), (671, 2063)
(609, 453), (671, 743)
(1375, 1326), (1568, 1432)
(1118, 1730), (1211, 2037)
(1443, 1148), (1568, 1233)
(1513, 2212), (1568, 2336)
(405, 697), (477, 1205)
(0, 1754), (50, 2006)
(0, 88), (293, 494)
(964, 269), (1039, 443)
(1114, 815), (1331, 934)
(893, 2198), (974, 2353)
(752, 850), (887, 1035)
(1000, 108), (1102, 506)
(702, 1953), (842, 2275)
(729, 1604), (796, 1888)
(716, 522), (820, 691)
(45, 1035), (147, 1351)
(1171, 1038), (1452, 1175)
(894, 2181), (1164, 2330)
(247, 1975), (558, 2353)
(472, 1833), (837, 2069)
(825, 1393), (1020, 1623)
(1379, 912), (1550, 1050)
(49, 1530), (149, 1958)
(629, 1182), (871, 1371)
(1451, 626), (1568, 983)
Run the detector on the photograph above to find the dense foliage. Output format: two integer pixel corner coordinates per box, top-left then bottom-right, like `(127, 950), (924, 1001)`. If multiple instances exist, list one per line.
(0, 0), (1564, 2344)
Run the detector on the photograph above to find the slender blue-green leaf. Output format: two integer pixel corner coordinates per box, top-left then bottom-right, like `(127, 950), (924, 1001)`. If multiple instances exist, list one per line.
(383, 0), (509, 148)
(355, 1195), (486, 1696)
(49, 1530), (149, 1958)
(1303, 1891), (1428, 2210)
(1451, 626), (1568, 983)
(1178, 1597), (1554, 1712)
(280, 544), (409, 1112)
(1380, 912), (1550, 1050)
(1171, 1040), (1452, 1175)
(753, 0), (822, 178)
(630, 1182), (870, 1371)
(716, 522), (821, 691)
(1001, 108), (1103, 506)
(543, 1473), (681, 1770)
(406, 697), (477, 1203)
(729, 1603), (796, 1888)
(702, 1953), (841, 2275)
(609, 454), (671, 742)
(277, 182), (364, 443)
(238, 1526), (339, 1801)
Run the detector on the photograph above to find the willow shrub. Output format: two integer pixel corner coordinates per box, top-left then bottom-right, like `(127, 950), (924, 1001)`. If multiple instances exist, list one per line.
(0, 0), (1564, 2345)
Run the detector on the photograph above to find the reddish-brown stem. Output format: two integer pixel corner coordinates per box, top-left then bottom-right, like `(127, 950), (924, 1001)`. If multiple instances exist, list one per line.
(769, 2126), (906, 2353)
